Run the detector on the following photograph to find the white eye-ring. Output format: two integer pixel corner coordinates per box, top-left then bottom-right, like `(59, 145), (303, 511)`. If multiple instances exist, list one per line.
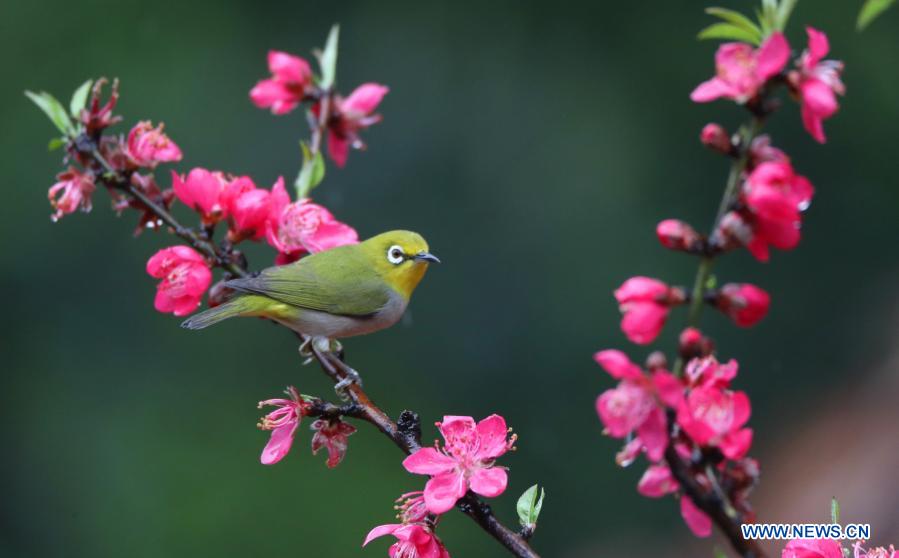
(387, 245), (405, 265)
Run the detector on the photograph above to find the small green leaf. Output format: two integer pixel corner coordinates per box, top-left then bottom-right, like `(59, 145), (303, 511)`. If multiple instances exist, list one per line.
(706, 7), (763, 44)
(775, 0), (799, 31)
(831, 497), (840, 524)
(25, 90), (74, 135)
(858, 0), (896, 29)
(705, 274), (718, 291)
(69, 79), (92, 119)
(698, 23), (762, 44)
(318, 24), (340, 89)
(48, 137), (67, 151)
(516, 484), (546, 528)
(294, 142), (326, 199)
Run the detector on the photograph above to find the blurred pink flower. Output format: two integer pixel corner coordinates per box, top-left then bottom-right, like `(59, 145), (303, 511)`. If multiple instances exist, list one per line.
(310, 418), (356, 468)
(402, 415), (515, 514)
(656, 219), (701, 253)
(691, 33), (789, 104)
(852, 542), (897, 558)
(637, 464), (678, 498)
(250, 51), (313, 115)
(145, 245), (212, 316)
(742, 161), (814, 262)
(680, 496), (712, 537)
(172, 168), (228, 224)
(700, 123), (732, 154)
(48, 167), (95, 222)
(684, 356), (738, 389)
(614, 277), (684, 344)
(221, 176), (274, 242)
(677, 384), (753, 459)
(257, 386), (308, 465)
(716, 283), (771, 327)
(322, 83), (389, 167)
(782, 539), (844, 558)
(265, 179), (358, 264)
(363, 523), (450, 558)
(126, 121), (182, 168)
(789, 28), (845, 143)
(749, 135), (789, 167)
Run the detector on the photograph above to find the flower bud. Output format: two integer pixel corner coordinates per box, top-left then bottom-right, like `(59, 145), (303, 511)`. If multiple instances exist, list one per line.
(678, 327), (714, 361)
(715, 283), (771, 327)
(700, 123), (733, 155)
(656, 219), (702, 253)
(645, 351), (668, 371)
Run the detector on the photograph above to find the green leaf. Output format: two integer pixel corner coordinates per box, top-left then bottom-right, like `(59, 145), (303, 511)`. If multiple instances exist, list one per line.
(318, 24), (340, 89)
(858, 0), (896, 29)
(48, 137), (67, 151)
(25, 90), (74, 135)
(698, 22), (762, 43)
(516, 484), (546, 528)
(294, 142), (326, 199)
(69, 79), (92, 119)
(706, 7), (763, 44)
(775, 0), (799, 31)
(831, 497), (840, 524)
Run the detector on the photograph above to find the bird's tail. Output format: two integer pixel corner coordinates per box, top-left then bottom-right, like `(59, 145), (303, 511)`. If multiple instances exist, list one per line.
(180, 297), (260, 330)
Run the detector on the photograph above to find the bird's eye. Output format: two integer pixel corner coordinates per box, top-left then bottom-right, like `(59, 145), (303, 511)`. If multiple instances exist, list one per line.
(387, 245), (405, 265)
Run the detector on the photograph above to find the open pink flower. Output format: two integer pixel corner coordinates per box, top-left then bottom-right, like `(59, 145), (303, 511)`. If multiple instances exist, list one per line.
(310, 418), (356, 468)
(363, 523), (450, 558)
(789, 28), (845, 143)
(614, 277), (684, 344)
(250, 51), (313, 115)
(265, 179), (358, 264)
(125, 121), (182, 168)
(146, 246), (212, 316)
(48, 167), (95, 222)
(716, 283), (770, 327)
(691, 33), (789, 104)
(322, 83), (389, 167)
(684, 356), (739, 389)
(852, 542), (897, 558)
(402, 415), (515, 514)
(220, 176), (275, 242)
(680, 496), (712, 538)
(595, 350), (683, 462)
(677, 384), (753, 459)
(172, 168), (228, 224)
(257, 386), (309, 465)
(782, 539), (844, 558)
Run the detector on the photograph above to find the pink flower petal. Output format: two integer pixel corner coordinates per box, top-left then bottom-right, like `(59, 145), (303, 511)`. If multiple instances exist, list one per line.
(782, 538), (843, 558)
(260, 421), (298, 465)
(652, 370), (684, 408)
(423, 471), (467, 514)
(327, 131), (350, 167)
(637, 406), (668, 462)
(469, 467), (508, 498)
(474, 414), (510, 460)
(805, 27), (830, 68)
(594, 349), (644, 380)
(402, 447), (457, 475)
(343, 83), (389, 114)
(720, 427), (753, 460)
(680, 496), (712, 537)
(267, 50), (311, 84)
(690, 78), (732, 103)
(620, 301), (669, 345)
(637, 464), (677, 498)
(756, 32), (790, 81)
(362, 523), (401, 547)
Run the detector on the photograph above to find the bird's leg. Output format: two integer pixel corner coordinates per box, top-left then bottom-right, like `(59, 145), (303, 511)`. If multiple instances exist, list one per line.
(297, 336), (314, 364)
(333, 364), (363, 398)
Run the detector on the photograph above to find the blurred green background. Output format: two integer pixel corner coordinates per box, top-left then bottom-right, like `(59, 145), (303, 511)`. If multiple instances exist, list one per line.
(3, 1), (898, 556)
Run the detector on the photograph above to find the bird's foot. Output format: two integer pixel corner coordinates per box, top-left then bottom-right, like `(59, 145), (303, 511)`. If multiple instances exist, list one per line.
(333, 364), (363, 399)
(298, 336), (331, 365)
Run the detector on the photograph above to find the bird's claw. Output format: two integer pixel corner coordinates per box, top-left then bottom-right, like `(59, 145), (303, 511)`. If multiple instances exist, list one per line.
(333, 365), (363, 399)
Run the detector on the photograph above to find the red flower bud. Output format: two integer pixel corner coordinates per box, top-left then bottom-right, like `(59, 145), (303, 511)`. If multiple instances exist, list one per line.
(679, 327), (714, 361)
(716, 283), (771, 327)
(656, 219), (702, 252)
(700, 123), (733, 155)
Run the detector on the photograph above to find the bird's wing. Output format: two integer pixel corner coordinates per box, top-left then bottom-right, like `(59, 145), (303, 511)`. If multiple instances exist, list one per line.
(224, 253), (390, 317)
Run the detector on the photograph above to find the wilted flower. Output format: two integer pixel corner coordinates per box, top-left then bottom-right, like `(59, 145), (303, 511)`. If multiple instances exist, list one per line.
(322, 83), (389, 167)
(250, 51), (313, 115)
(48, 167), (95, 222)
(265, 179), (358, 264)
(257, 386), (309, 465)
(614, 277), (685, 344)
(145, 246), (212, 316)
(691, 33), (789, 104)
(310, 418), (356, 468)
(80, 78), (121, 134)
(402, 415), (515, 514)
(789, 27), (845, 143)
(125, 121), (182, 168)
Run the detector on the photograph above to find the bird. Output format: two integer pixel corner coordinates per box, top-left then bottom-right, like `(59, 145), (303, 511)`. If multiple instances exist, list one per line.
(181, 230), (439, 341)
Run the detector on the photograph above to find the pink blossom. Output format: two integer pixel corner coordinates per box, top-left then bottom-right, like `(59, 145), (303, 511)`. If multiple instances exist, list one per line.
(782, 539), (844, 558)
(677, 384), (753, 459)
(637, 464), (677, 498)
(363, 523), (450, 558)
(145, 246), (212, 316)
(402, 415), (515, 514)
(614, 277), (684, 344)
(595, 350), (683, 462)
(684, 356), (738, 389)
(680, 496), (712, 537)
(322, 83), (389, 167)
(691, 33), (790, 104)
(310, 418), (356, 468)
(172, 168), (228, 224)
(656, 219), (701, 253)
(264, 179), (358, 264)
(220, 176), (274, 242)
(716, 283), (771, 327)
(257, 386), (309, 465)
(852, 542), (898, 558)
(789, 28), (845, 143)
(749, 135), (789, 167)
(125, 121), (182, 168)
(250, 51), (313, 115)
(700, 123), (732, 154)
(742, 161), (815, 262)
(678, 327), (714, 361)
(48, 167), (95, 222)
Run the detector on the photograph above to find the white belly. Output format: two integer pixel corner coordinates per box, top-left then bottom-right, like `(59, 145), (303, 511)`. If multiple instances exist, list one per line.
(275, 291), (407, 339)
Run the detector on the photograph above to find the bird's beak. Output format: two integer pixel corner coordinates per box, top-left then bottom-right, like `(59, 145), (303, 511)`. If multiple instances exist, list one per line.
(413, 251), (441, 264)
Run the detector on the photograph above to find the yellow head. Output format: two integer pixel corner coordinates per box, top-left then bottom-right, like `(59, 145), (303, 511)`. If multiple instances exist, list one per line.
(361, 230), (439, 299)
